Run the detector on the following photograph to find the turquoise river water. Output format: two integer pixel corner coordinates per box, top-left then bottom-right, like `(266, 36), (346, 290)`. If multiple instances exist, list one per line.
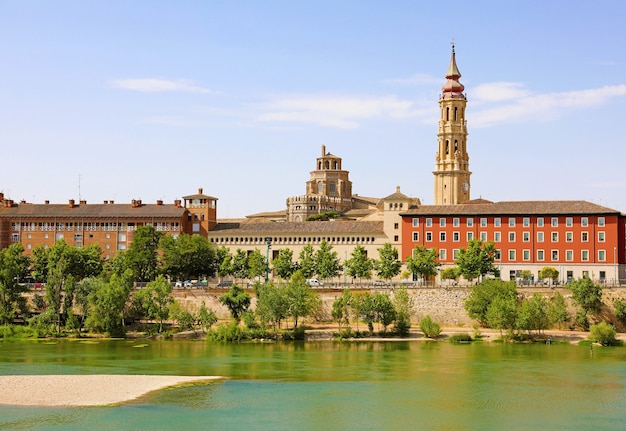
(0, 339), (625, 431)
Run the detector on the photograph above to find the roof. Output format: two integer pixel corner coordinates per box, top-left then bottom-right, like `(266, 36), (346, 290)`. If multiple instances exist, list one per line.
(400, 200), (622, 217)
(210, 220), (384, 235)
(0, 202), (187, 219)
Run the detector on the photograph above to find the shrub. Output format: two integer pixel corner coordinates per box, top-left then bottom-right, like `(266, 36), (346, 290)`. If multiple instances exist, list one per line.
(419, 315), (441, 339)
(614, 299), (626, 325)
(448, 333), (473, 343)
(209, 322), (248, 342)
(589, 321), (619, 346)
(282, 326), (306, 341)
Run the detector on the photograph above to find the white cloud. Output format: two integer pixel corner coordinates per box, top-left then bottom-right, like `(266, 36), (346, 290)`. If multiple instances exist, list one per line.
(255, 94), (422, 129)
(472, 84), (626, 128)
(109, 78), (214, 94)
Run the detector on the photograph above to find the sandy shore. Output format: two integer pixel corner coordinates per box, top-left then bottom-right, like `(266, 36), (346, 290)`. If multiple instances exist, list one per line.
(0, 375), (222, 407)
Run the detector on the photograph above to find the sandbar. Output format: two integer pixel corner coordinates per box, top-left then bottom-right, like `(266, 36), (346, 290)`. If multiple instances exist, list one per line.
(0, 375), (222, 407)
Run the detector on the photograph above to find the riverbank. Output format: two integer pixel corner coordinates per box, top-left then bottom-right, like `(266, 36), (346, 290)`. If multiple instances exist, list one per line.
(0, 375), (222, 407)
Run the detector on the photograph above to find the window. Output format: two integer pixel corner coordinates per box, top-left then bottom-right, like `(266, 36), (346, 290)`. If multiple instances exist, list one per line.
(494, 232), (501, 242)
(394, 235), (399, 242)
(453, 218), (460, 227)
(523, 250), (530, 261)
(598, 250), (606, 261)
(466, 218), (473, 227)
(412, 218), (419, 227)
(598, 217), (605, 227)
(11, 233), (19, 242)
(480, 218), (487, 227)
(426, 218), (432, 227)
(523, 217), (530, 227)
(426, 232), (432, 242)
(453, 232), (460, 242)
(551, 232), (558, 242)
(508, 232), (515, 242)
(552, 250), (558, 261)
(453, 249), (460, 259)
(394, 223), (399, 230)
(551, 217), (558, 227)
(581, 217), (588, 227)
(467, 232), (474, 241)
(537, 217), (544, 227)
(566, 250), (573, 261)
(494, 218), (501, 227)
(509, 218), (515, 227)
(440, 232), (446, 242)
(581, 250), (589, 261)
(412, 232), (419, 242)
(439, 249), (446, 260)
(118, 233), (126, 242)
(566, 232), (573, 242)
(566, 217), (573, 227)
(581, 232), (588, 242)
(508, 250), (516, 261)
(494, 249), (501, 260)
(480, 232), (487, 241)
(537, 250), (544, 261)
(598, 232), (605, 242)
(523, 232), (530, 242)
(74, 234), (82, 242)
(440, 218), (446, 227)
(193, 223), (200, 232)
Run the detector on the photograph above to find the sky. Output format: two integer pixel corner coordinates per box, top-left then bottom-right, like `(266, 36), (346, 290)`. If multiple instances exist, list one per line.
(1, 1), (626, 218)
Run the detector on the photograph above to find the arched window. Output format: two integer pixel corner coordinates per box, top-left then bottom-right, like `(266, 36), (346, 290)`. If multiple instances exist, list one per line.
(317, 182), (323, 194)
(454, 107), (458, 121)
(445, 140), (449, 155)
(446, 107), (449, 121)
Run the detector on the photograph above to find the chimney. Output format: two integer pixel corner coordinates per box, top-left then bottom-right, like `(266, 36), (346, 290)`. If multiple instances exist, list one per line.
(198, 187), (203, 195)
(321, 145), (326, 156)
(104, 200), (108, 204)
(156, 199), (163, 206)
(110, 200), (114, 204)
(396, 186), (401, 193)
(69, 199), (75, 208)
(80, 200), (86, 205)
(0, 192), (3, 201)
(45, 200), (50, 205)
(174, 199), (181, 208)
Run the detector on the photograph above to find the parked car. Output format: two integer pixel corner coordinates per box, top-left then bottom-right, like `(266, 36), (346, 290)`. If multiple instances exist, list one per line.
(305, 279), (323, 287)
(372, 280), (389, 286)
(216, 280), (233, 288)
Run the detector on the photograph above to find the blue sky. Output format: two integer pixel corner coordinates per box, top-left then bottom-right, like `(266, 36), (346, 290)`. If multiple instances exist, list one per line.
(1, 1), (626, 218)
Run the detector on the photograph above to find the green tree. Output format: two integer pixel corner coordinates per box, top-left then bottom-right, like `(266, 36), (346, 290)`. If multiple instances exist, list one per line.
(441, 267), (461, 286)
(217, 246), (233, 279)
(331, 289), (353, 330)
(344, 245), (373, 282)
(255, 282), (289, 329)
(570, 277), (603, 316)
(358, 292), (377, 333)
(419, 315), (441, 339)
(405, 245), (440, 285)
(314, 240), (342, 281)
(614, 299), (626, 326)
(464, 279), (517, 326)
(231, 249), (249, 281)
(197, 301), (218, 331)
(374, 243), (402, 281)
(123, 225), (163, 281)
(134, 275), (174, 333)
(0, 244), (30, 324)
(516, 293), (549, 335)
(456, 239), (498, 282)
(218, 283), (251, 322)
(373, 291), (396, 332)
(285, 271), (320, 328)
(273, 248), (299, 280)
(539, 266), (559, 285)
(589, 321), (618, 346)
(548, 292), (570, 329)
(393, 286), (413, 336)
(84, 272), (134, 336)
(486, 294), (518, 336)
(246, 249), (267, 280)
(159, 234), (217, 281)
(298, 245), (316, 279)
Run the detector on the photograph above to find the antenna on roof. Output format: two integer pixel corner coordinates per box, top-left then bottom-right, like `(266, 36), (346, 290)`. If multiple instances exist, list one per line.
(78, 174), (82, 202)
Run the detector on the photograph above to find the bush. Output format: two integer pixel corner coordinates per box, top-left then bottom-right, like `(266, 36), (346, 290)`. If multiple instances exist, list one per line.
(589, 321), (619, 346)
(419, 315), (441, 339)
(282, 326), (306, 341)
(614, 299), (626, 325)
(209, 322), (248, 342)
(0, 324), (40, 339)
(448, 333), (473, 343)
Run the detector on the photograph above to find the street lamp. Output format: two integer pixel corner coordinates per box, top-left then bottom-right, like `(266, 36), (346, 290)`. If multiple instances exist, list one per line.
(614, 246), (617, 286)
(265, 236), (272, 283)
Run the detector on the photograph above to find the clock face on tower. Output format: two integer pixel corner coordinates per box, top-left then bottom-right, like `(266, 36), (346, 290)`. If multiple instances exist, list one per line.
(462, 181), (469, 193)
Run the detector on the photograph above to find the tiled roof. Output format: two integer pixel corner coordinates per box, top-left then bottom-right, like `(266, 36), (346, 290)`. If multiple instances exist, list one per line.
(400, 200), (621, 216)
(0, 203), (186, 219)
(210, 220), (384, 234)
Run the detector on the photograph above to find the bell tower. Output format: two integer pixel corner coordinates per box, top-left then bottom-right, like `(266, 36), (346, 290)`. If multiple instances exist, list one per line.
(433, 44), (471, 205)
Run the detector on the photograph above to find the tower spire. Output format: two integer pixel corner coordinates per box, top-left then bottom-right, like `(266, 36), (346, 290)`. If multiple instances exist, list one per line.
(442, 43), (464, 98)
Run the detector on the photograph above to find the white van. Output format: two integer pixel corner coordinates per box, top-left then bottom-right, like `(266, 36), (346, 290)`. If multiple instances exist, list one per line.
(306, 279), (323, 287)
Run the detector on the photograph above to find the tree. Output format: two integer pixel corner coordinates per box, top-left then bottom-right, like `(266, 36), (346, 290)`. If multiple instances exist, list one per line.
(159, 234), (217, 281)
(374, 243), (402, 281)
(516, 293), (549, 335)
(197, 301), (218, 331)
(393, 287), (413, 336)
(539, 267), (559, 285)
(123, 225), (163, 281)
(246, 249), (267, 281)
(134, 275), (174, 333)
(373, 292), (396, 332)
(0, 244), (30, 324)
(486, 294), (518, 336)
(285, 271), (320, 328)
(255, 282), (289, 329)
(218, 283), (251, 322)
(548, 292), (570, 329)
(314, 240), (342, 281)
(419, 315), (441, 339)
(298, 245), (316, 279)
(217, 246), (233, 279)
(332, 289), (353, 330)
(464, 279), (517, 326)
(358, 292), (377, 333)
(441, 267), (461, 286)
(405, 245), (440, 285)
(231, 249), (249, 281)
(614, 299), (626, 326)
(344, 245), (373, 282)
(84, 271), (134, 336)
(589, 321), (618, 346)
(456, 239), (497, 282)
(273, 248), (299, 280)
(569, 277), (603, 316)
